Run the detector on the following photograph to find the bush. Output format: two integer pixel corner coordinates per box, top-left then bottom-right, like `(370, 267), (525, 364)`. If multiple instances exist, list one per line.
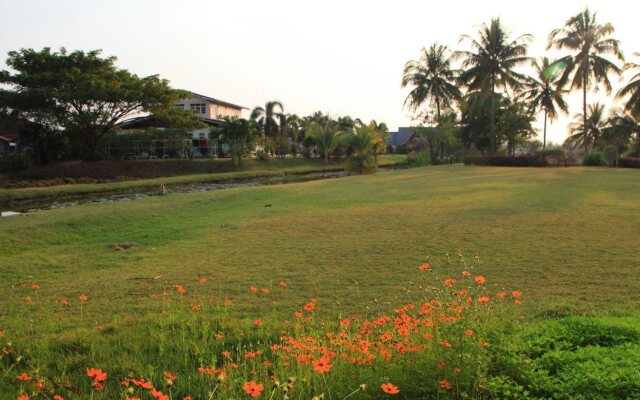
(582, 150), (605, 166)
(345, 153), (377, 175)
(255, 149), (270, 161)
(602, 145), (618, 167)
(619, 157), (640, 168)
(485, 316), (640, 399)
(406, 150), (430, 167)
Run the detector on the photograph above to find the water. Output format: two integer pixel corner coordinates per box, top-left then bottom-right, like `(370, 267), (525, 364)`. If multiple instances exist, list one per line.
(1, 170), (351, 215)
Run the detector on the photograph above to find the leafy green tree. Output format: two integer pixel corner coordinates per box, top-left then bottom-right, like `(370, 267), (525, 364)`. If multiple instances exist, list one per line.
(217, 117), (255, 167)
(0, 47), (196, 161)
(307, 122), (344, 163)
(522, 57), (569, 149)
(548, 8), (623, 154)
(617, 53), (640, 118)
(565, 103), (608, 150)
(605, 111), (640, 155)
(456, 18), (532, 153)
(401, 44), (461, 119)
(497, 99), (535, 155)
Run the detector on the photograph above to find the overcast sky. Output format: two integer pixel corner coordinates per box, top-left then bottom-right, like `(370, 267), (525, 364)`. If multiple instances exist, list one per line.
(1, 0), (638, 144)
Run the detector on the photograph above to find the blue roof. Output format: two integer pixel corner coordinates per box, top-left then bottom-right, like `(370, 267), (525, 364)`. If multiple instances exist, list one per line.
(387, 127), (414, 146)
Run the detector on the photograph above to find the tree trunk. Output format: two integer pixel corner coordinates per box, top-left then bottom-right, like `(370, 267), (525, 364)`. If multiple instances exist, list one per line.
(582, 64), (588, 155)
(543, 109), (548, 150)
(490, 78), (497, 154)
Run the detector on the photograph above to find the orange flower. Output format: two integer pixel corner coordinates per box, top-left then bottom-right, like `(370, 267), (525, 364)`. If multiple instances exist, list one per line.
(312, 356), (333, 373)
(462, 271), (471, 277)
(495, 291), (506, 298)
(512, 290), (522, 298)
(16, 373), (32, 381)
(381, 383), (399, 395)
(278, 281), (287, 287)
(183, 397), (193, 400)
(222, 350), (231, 357)
(480, 340), (490, 347)
(163, 371), (176, 380)
(477, 296), (490, 304)
(198, 277), (207, 284)
(261, 288), (270, 294)
(53, 396), (65, 400)
(242, 381), (265, 397)
(303, 301), (315, 311)
(79, 294), (88, 301)
(474, 276), (486, 284)
(224, 299), (233, 305)
(24, 296), (32, 303)
(151, 388), (169, 400)
(464, 329), (474, 336)
(443, 278), (456, 287)
(418, 262), (430, 270)
(514, 300), (522, 305)
(439, 340), (452, 348)
(250, 287), (259, 293)
(253, 319), (263, 326)
(31, 284), (40, 290)
(340, 318), (350, 327)
(191, 305), (201, 312)
(174, 285), (186, 294)
(18, 396), (29, 400)
(439, 379), (452, 390)
(87, 368), (107, 383)
(215, 333), (224, 339)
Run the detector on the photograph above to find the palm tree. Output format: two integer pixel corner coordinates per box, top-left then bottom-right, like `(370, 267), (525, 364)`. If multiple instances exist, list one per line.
(607, 111), (640, 155)
(456, 18), (532, 153)
(307, 122), (343, 163)
(548, 7), (623, 154)
(617, 53), (640, 118)
(565, 102), (608, 150)
(521, 57), (569, 149)
(250, 101), (283, 154)
(401, 43), (461, 120)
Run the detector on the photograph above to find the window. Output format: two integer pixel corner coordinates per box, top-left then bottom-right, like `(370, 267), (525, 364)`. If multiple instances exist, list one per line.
(174, 103), (184, 108)
(189, 103), (207, 114)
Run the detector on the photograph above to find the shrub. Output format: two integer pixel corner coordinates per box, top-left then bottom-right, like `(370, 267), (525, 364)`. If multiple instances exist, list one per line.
(582, 150), (605, 166)
(345, 153), (377, 175)
(602, 145), (618, 167)
(619, 157), (640, 168)
(406, 150), (430, 167)
(255, 149), (270, 161)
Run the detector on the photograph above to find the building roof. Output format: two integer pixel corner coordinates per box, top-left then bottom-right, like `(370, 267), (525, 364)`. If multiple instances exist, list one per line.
(117, 115), (225, 129)
(387, 127), (438, 147)
(189, 92), (249, 110)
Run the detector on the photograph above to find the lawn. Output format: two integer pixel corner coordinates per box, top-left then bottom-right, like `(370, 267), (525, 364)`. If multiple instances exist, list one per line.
(1, 165), (640, 399)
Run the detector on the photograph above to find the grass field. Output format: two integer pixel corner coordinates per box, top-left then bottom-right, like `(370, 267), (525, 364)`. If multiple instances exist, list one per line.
(2, 165), (640, 399)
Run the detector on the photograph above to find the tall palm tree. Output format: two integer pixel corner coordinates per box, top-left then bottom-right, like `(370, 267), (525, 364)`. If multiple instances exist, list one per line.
(617, 53), (640, 118)
(250, 101), (283, 153)
(548, 7), (623, 154)
(455, 18), (532, 153)
(521, 57), (569, 149)
(307, 122), (344, 163)
(565, 102), (608, 150)
(401, 43), (461, 121)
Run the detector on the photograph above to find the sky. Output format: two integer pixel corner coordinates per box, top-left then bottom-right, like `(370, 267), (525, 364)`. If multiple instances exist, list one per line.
(1, 0), (639, 144)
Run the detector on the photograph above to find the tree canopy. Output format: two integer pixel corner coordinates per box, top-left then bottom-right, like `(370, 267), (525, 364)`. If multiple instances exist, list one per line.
(0, 47), (199, 160)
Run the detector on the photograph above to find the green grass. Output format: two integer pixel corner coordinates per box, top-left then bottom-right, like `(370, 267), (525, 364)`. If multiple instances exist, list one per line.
(0, 155), (406, 207)
(1, 165), (640, 398)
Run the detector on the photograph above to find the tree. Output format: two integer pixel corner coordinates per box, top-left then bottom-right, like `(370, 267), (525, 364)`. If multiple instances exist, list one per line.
(521, 57), (569, 149)
(565, 103), (608, 150)
(497, 99), (535, 155)
(606, 111), (640, 155)
(307, 122), (343, 163)
(217, 117), (255, 167)
(456, 18), (532, 153)
(617, 53), (640, 118)
(548, 8), (624, 154)
(0, 47), (196, 161)
(250, 101), (283, 155)
(401, 44), (461, 119)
